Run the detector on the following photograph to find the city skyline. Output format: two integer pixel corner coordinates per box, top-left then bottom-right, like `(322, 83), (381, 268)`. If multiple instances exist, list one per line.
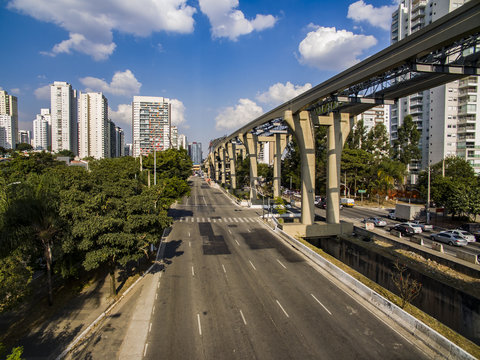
(1, 0), (395, 149)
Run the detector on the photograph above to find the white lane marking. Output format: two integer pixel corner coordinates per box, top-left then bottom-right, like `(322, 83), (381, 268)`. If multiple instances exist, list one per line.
(188, 232), (190, 237)
(197, 314), (202, 336)
(218, 218), (223, 222)
(144, 343), (149, 357)
(149, 322), (152, 333)
(155, 293), (158, 300)
(228, 217), (233, 222)
(240, 310), (247, 325)
(192, 266), (195, 277)
(203, 197), (207, 206)
(152, 305), (155, 314)
(159, 272), (162, 278)
(197, 217), (200, 222)
(235, 239), (240, 246)
(276, 259), (287, 269)
(189, 241), (191, 247)
(248, 229), (251, 233)
(222, 264), (226, 273)
(234, 218), (239, 223)
(157, 282), (160, 289)
(276, 300), (290, 318)
(202, 217), (205, 222)
(228, 229), (232, 234)
(208, 218), (211, 222)
(249, 260), (257, 271)
(311, 294), (332, 315)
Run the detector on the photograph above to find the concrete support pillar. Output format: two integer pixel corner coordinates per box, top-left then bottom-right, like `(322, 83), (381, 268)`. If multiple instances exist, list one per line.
(219, 146), (226, 185)
(214, 150), (220, 182)
(284, 110), (315, 226)
(227, 142), (237, 189)
(323, 112), (352, 224)
(273, 133), (286, 199)
(244, 133), (258, 201)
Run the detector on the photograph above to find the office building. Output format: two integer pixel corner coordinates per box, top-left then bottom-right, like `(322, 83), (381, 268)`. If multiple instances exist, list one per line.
(18, 130), (31, 145)
(390, 0), (478, 176)
(178, 134), (187, 149)
(51, 81), (78, 155)
(188, 142), (203, 165)
(0, 90), (18, 149)
(33, 109), (52, 151)
(132, 96), (173, 157)
(110, 124), (124, 158)
(78, 92), (109, 159)
(124, 143), (133, 157)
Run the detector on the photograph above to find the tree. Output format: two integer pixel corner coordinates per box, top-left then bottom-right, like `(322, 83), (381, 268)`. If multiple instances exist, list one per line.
(346, 119), (367, 150)
(56, 149), (75, 159)
(364, 123), (391, 159)
(374, 159), (406, 198)
(0, 251), (33, 311)
(15, 143), (33, 152)
(392, 115), (421, 166)
(143, 148), (192, 181)
(391, 260), (422, 309)
(341, 148), (375, 196)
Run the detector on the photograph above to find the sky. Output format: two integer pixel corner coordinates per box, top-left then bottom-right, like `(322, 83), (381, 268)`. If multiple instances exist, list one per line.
(0, 0), (399, 154)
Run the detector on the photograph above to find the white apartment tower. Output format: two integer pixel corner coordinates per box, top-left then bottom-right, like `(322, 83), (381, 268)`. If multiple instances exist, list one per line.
(390, 0), (478, 175)
(0, 90), (18, 149)
(178, 134), (187, 150)
(132, 96), (172, 157)
(33, 108), (51, 150)
(51, 82), (78, 155)
(356, 105), (390, 133)
(78, 92), (110, 159)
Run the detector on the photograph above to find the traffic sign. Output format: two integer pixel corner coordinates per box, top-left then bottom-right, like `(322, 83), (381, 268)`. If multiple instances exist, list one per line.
(358, 189), (366, 193)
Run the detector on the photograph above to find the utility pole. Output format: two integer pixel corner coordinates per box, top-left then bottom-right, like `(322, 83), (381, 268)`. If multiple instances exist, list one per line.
(426, 166), (431, 224)
(154, 146), (157, 186)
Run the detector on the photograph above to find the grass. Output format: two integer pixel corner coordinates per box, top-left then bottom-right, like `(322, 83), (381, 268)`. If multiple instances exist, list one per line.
(294, 236), (480, 359)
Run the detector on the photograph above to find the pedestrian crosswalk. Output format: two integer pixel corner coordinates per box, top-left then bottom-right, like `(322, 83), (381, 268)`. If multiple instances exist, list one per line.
(176, 216), (262, 223)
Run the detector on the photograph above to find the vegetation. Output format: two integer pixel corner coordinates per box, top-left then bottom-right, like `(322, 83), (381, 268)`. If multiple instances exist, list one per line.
(391, 260), (422, 309)
(0, 150), (191, 310)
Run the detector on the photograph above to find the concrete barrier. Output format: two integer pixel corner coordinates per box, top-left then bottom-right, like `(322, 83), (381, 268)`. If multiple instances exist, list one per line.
(431, 242), (444, 253)
(270, 226), (476, 360)
(456, 250), (479, 265)
(391, 229), (402, 238)
(411, 235), (424, 246)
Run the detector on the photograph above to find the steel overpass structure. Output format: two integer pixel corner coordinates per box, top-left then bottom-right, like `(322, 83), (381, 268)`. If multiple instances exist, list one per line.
(205, 1), (480, 238)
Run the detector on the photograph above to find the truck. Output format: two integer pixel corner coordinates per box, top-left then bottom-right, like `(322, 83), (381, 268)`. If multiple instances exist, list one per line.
(393, 204), (423, 222)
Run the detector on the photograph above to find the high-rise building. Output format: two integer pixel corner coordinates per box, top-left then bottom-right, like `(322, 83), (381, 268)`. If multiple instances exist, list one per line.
(33, 108), (51, 151)
(51, 81), (78, 155)
(178, 134), (187, 149)
(132, 96), (172, 157)
(355, 105), (390, 133)
(124, 143), (133, 157)
(78, 92), (109, 159)
(0, 90), (18, 149)
(109, 123), (124, 158)
(390, 0), (478, 175)
(18, 130), (31, 145)
(188, 142), (203, 165)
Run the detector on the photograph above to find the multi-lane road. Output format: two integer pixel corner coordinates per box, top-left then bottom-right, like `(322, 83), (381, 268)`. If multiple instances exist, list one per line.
(140, 177), (430, 359)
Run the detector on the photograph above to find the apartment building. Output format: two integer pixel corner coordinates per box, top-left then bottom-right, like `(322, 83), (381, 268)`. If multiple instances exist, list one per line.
(33, 108), (51, 151)
(78, 92), (109, 159)
(50, 81), (78, 155)
(0, 90), (18, 149)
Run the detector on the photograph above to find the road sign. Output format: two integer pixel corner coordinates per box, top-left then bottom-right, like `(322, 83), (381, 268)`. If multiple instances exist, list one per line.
(358, 189), (366, 193)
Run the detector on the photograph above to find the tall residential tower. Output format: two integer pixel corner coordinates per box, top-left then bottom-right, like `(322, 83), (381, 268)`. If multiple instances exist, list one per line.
(0, 90), (18, 149)
(78, 92), (109, 159)
(50, 81), (78, 155)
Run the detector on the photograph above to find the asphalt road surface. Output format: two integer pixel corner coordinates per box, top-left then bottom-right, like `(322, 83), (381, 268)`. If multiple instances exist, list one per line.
(141, 177), (430, 360)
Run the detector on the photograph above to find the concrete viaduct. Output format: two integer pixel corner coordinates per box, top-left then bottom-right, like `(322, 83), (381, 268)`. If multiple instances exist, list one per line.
(205, 1), (480, 238)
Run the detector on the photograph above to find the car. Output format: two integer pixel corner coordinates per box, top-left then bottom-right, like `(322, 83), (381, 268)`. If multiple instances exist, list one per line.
(410, 221), (433, 232)
(363, 217), (387, 227)
(400, 222), (423, 233)
(390, 224), (415, 237)
(460, 223), (480, 241)
(340, 198), (355, 207)
(430, 231), (468, 246)
(387, 210), (396, 220)
(442, 229), (476, 243)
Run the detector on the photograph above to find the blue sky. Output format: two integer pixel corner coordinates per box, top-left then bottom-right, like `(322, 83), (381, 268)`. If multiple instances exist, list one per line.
(0, 0), (397, 152)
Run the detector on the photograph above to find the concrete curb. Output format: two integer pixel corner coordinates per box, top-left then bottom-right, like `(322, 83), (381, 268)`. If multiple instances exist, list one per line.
(55, 228), (169, 360)
(263, 217), (475, 360)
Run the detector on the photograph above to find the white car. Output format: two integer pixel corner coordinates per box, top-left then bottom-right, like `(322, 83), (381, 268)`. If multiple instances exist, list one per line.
(401, 222), (422, 233)
(363, 217), (387, 227)
(443, 229), (476, 243)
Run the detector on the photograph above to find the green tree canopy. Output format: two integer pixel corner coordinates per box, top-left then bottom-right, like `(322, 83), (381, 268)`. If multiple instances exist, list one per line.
(392, 115), (421, 166)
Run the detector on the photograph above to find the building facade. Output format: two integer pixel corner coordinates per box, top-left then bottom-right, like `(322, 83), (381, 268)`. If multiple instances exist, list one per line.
(51, 81), (78, 155)
(33, 108), (52, 151)
(178, 134), (187, 150)
(18, 130), (31, 145)
(390, 0), (478, 175)
(78, 92), (109, 159)
(132, 96), (172, 157)
(188, 142), (203, 165)
(355, 105), (390, 133)
(0, 90), (18, 149)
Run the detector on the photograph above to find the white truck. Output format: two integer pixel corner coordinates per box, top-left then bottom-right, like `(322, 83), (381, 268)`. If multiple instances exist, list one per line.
(393, 204), (422, 222)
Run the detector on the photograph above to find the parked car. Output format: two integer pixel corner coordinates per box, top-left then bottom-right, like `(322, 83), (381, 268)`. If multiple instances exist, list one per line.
(431, 231), (468, 246)
(460, 223), (480, 241)
(410, 221), (433, 232)
(442, 229), (476, 243)
(363, 217), (387, 227)
(390, 224), (415, 237)
(400, 222), (423, 233)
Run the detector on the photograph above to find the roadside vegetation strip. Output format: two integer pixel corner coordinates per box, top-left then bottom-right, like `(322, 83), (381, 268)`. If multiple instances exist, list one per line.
(294, 236), (480, 359)
(55, 227), (170, 360)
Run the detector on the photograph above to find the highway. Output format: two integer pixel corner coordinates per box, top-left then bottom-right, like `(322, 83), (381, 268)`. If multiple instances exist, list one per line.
(142, 177), (430, 359)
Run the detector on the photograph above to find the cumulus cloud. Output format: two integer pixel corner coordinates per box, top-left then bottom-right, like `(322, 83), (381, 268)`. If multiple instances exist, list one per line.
(199, 0), (276, 41)
(256, 82), (312, 107)
(169, 98), (187, 126)
(215, 98), (263, 130)
(80, 70), (141, 97)
(7, 0), (196, 60)
(10, 88), (21, 95)
(109, 104), (132, 128)
(34, 84), (51, 100)
(347, 1), (397, 31)
(297, 26), (377, 71)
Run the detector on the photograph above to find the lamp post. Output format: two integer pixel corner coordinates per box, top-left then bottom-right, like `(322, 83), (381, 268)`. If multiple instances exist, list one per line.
(426, 166), (431, 224)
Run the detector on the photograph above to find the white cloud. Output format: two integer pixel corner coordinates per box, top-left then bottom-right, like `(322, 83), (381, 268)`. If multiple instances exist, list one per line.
(297, 26), (377, 71)
(215, 98), (263, 130)
(256, 82), (312, 107)
(169, 99), (186, 126)
(10, 88), (21, 95)
(109, 104), (132, 128)
(347, 1), (397, 31)
(80, 70), (141, 97)
(34, 84), (50, 100)
(8, 0), (196, 60)
(199, 0), (276, 41)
